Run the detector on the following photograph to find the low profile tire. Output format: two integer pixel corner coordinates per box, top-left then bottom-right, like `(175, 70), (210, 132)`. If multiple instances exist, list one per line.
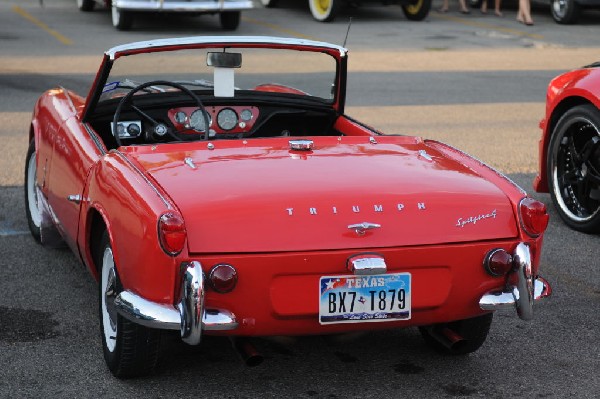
(112, 5), (133, 31)
(260, 0), (279, 7)
(220, 11), (241, 30)
(24, 140), (42, 243)
(418, 313), (493, 355)
(97, 232), (161, 378)
(77, 0), (95, 12)
(309, 0), (341, 22)
(547, 104), (600, 233)
(401, 0), (432, 21)
(550, 0), (580, 24)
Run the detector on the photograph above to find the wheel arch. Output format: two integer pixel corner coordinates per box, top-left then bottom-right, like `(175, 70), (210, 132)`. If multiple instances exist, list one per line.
(538, 96), (597, 192)
(85, 205), (113, 282)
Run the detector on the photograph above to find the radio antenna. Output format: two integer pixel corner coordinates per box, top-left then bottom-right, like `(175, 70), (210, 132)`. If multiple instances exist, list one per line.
(342, 18), (353, 49)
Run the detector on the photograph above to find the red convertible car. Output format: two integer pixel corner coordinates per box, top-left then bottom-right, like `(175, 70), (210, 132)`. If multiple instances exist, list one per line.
(26, 36), (551, 378)
(534, 62), (600, 233)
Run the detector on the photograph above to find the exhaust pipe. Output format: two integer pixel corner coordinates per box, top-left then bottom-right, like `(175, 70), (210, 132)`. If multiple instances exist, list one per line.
(231, 338), (263, 367)
(426, 326), (466, 351)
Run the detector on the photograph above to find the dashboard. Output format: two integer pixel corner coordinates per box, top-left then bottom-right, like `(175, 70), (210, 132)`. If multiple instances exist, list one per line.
(168, 105), (260, 137)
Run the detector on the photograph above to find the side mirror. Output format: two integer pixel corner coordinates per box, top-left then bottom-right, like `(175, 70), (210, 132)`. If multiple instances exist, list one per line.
(207, 52), (242, 68)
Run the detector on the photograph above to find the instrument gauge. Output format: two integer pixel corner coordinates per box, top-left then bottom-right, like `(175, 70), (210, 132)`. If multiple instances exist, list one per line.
(174, 111), (187, 124)
(217, 108), (238, 131)
(190, 109), (211, 132)
(240, 109), (253, 122)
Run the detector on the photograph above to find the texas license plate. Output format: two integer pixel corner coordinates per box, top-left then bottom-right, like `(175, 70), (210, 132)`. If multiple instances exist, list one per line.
(319, 273), (411, 324)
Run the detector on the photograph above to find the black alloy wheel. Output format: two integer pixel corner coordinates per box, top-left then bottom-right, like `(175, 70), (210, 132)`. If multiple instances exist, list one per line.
(548, 104), (600, 233)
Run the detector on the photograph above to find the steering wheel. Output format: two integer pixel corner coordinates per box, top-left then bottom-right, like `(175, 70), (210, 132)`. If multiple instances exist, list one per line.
(112, 80), (210, 146)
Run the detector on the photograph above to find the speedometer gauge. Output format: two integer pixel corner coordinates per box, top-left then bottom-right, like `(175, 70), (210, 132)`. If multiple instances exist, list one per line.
(190, 109), (210, 132)
(217, 108), (238, 131)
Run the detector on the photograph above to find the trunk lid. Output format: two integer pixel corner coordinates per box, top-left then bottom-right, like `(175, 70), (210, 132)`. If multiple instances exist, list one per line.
(125, 136), (518, 253)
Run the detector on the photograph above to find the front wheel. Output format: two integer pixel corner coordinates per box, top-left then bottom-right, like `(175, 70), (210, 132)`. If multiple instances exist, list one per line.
(98, 232), (161, 378)
(419, 313), (493, 355)
(401, 0), (432, 21)
(220, 11), (241, 30)
(308, 0), (341, 22)
(24, 141), (42, 243)
(547, 104), (600, 233)
(550, 0), (580, 24)
(112, 5), (133, 31)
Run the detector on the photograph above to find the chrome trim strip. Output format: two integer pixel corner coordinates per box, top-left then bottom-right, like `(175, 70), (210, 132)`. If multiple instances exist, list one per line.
(83, 124), (106, 155)
(113, 150), (172, 209)
(479, 243), (552, 320)
(113, 0), (253, 12)
(114, 261), (238, 343)
(106, 36), (347, 60)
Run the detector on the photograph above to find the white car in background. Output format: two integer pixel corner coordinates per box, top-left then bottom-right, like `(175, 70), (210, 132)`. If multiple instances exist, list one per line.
(76, 0), (254, 31)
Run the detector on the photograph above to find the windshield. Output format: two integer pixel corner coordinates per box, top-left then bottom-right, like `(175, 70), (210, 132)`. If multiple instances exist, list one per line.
(100, 47), (338, 103)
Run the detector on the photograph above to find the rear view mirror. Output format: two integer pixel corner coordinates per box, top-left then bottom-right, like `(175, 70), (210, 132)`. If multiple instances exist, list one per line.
(207, 52), (242, 68)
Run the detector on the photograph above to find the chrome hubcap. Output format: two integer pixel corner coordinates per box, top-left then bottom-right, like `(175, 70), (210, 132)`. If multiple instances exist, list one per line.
(553, 0), (567, 17)
(101, 247), (118, 352)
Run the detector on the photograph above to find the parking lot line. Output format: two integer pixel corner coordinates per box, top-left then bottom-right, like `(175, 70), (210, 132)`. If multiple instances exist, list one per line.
(433, 14), (545, 41)
(12, 5), (73, 46)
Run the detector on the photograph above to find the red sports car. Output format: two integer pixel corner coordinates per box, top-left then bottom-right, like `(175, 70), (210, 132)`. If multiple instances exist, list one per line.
(534, 62), (600, 233)
(26, 36), (551, 378)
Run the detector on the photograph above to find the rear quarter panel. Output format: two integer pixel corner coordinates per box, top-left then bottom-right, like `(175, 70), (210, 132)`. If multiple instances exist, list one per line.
(80, 152), (182, 305)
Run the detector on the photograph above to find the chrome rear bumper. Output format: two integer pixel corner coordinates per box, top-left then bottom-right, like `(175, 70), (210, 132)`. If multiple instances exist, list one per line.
(114, 261), (237, 345)
(113, 0), (254, 12)
(479, 242), (552, 320)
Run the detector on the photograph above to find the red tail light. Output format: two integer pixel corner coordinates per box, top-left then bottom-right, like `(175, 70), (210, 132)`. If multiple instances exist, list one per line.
(483, 248), (513, 277)
(209, 264), (238, 293)
(158, 212), (186, 256)
(519, 198), (549, 237)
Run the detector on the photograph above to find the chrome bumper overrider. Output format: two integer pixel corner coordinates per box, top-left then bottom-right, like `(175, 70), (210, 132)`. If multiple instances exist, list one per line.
(114, 261), (238, 345)
(113, 0), (254, 12)
(479, 242), (552, 320)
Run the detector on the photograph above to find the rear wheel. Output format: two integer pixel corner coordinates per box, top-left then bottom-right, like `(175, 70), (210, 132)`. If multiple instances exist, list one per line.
(419, 313), (493, 355)
(220, 11), (241, 30)
(98, 232), (161, 378)
(112, 5), (133, 31)
(309, 0), (341, 22)
(401, 0), (432, 21)
(76, 0), (95, 12)
(551, 0), (580, 24)
(547, 104), (600, 233)
(24, 140), (42, 243)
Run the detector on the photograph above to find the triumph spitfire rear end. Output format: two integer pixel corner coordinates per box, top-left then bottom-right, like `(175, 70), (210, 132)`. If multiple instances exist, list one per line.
(25, 36), (552, 378)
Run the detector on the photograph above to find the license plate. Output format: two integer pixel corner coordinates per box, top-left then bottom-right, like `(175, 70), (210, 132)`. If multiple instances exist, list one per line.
(319, 273), (411, 324)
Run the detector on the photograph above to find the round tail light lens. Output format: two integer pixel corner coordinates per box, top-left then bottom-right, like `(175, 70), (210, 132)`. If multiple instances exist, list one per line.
(484, 248), (513, 277)
(209, 264), (238, 293)
(519, 197), (549, 237)
(158, 212), (186, 256)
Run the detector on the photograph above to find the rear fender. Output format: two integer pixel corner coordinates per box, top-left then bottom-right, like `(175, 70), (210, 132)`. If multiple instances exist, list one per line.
(79, 153), (184, 305)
